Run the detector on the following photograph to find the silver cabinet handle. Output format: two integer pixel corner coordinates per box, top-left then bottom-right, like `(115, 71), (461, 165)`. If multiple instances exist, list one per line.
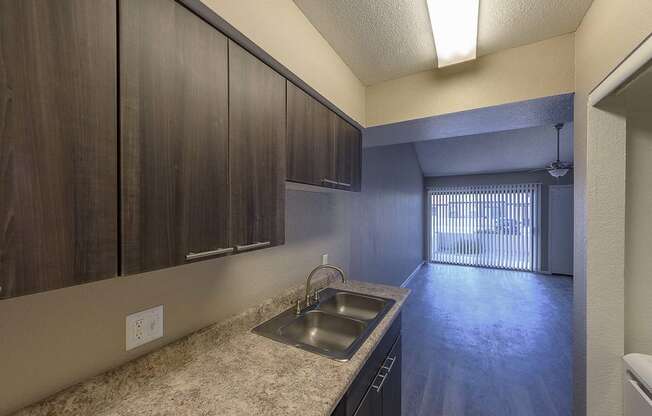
(235, 241), (271, 252)
(322, 178), (351, 188)
(382, 356), (396, 372)
(371, 373), (387, 392)
(186, 247), (234, 261)
(372, 355), (397, 392)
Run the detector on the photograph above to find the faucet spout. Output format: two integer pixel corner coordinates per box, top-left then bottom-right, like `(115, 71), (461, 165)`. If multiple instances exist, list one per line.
(304, 264), (347, 309)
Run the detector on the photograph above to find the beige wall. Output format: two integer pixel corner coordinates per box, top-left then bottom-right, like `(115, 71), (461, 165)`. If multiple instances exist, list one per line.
(574, 1), (652, 415)
(0, 189), (355, 414)
(365, 34), (575, 127)
(203, 0), (366, 125)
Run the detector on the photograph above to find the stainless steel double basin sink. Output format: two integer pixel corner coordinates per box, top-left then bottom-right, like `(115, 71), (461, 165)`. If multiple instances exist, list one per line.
(252, 288), (395, 361)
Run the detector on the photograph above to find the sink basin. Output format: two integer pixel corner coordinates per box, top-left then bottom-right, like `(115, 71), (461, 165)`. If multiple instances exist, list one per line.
(318, 292), (387, 321)
(252, 288), (395, 361)
(279, 310), (365, 352)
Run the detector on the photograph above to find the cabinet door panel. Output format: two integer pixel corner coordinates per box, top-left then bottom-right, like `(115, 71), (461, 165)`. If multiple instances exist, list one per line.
(331, 114), (362, 191)
(229, 41), (286, 250)
(332, 114), (353, 188)
(286, 82), (333, 186)
(120, 0), (229, 274)
(350, 127), (362, 192)
(353, 387), (381, 416)
(0, 0), (117, 298)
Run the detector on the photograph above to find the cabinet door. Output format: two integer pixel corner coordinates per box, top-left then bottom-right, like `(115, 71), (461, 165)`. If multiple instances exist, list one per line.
(331, 114), (362, 192)
(0, 0), (117, 298)
(120, 0), (230, 274)
(353, 387), (381, 416)
(381, 336), (402, 416)
(229, 41), (286, 251)
(286, 82), (333, 186)
(350, 127), (362, 192)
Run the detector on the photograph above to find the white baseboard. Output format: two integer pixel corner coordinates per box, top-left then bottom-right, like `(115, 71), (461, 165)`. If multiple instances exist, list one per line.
(401, 261), (426, 288)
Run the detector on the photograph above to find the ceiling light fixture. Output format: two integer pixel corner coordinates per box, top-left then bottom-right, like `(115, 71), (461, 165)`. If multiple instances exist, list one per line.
(426, 0), (479, 68)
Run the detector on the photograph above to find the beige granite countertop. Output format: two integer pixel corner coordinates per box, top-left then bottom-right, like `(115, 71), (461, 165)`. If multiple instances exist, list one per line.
(15, 279), (410, 416)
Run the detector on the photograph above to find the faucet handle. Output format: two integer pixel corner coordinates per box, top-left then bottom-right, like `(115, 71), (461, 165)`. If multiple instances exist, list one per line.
(295, 299), (302, 315)
(313, 287), (325, 303)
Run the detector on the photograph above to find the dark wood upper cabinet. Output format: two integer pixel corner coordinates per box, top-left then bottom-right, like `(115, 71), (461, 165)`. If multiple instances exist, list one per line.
(331, 112), (362, 192)
(120, 0), (230, 274)
(0, 0), (362, 295)
(351, 127), (362, 192)
(286, 82), (333, 187)
(286, 82), (361, 192)
(0, 0), (117, 299)
(229, 41), (286, 251)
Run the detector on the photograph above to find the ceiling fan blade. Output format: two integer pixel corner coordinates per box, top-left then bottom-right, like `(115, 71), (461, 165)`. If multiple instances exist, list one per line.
(528, 168), (550, 173)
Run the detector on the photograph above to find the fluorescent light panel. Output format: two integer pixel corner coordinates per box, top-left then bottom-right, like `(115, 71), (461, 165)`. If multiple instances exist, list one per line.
(427, 0), (479, 68)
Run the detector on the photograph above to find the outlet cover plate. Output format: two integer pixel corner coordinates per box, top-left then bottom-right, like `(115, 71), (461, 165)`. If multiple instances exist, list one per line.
(126, 305), (164, 351)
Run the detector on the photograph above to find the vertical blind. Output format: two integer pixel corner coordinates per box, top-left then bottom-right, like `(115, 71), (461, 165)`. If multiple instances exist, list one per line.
(428, 184), (542, 271)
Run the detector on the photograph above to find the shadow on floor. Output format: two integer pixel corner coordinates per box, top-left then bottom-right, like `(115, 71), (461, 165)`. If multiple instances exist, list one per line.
(402, 263), (572, 416)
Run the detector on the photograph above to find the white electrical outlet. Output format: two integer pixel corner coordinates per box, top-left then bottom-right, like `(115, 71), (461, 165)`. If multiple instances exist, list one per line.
(134, 318), (144, 342)
(126, 305), (163, 351)
(322, 253), (329, 265)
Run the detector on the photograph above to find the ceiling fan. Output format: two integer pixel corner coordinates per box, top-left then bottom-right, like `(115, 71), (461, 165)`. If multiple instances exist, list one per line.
(530, 123), (573, 178)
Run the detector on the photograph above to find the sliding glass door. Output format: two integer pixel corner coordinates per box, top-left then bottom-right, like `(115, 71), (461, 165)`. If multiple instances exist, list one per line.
(428, 184), (542, 271)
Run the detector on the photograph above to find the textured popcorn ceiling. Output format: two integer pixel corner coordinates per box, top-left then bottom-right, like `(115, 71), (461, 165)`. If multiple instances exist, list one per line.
(293, 0), (593, 85)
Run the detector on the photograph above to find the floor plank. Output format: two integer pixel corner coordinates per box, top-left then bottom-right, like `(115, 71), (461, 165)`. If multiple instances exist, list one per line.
(402, 263), (572, 416)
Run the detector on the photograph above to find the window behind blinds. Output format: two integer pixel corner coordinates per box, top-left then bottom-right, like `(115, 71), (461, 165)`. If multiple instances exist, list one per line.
(427, 184), (542, 271)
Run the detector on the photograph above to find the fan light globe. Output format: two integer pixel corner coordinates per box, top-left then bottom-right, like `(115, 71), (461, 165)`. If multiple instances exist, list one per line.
(548, 168), (569, 178)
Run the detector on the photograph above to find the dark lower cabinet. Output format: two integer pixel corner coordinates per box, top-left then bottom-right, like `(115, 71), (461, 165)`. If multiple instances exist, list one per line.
(333, 314), (402, 416)
(229, 40), (286, 251)
(0, 0), (118, 299)
(354, 336), (401, 416)
(353, 387), (382, 416)
(380, 336), (402, 415)
(120, 0), (230, 274)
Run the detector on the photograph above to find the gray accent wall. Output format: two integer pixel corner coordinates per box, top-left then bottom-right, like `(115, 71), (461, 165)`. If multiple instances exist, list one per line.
(351, 143), (425, 286)
(364, 93), (574, 148)
(426, 171), (573, 273)
(415, 123), (574, 177)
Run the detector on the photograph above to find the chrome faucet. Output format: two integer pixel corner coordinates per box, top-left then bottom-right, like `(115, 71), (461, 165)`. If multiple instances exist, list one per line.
(298, 264), (347, 313)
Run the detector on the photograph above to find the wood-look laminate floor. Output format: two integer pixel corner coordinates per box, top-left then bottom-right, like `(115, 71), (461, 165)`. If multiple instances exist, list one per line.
(402, 263), (572, 416)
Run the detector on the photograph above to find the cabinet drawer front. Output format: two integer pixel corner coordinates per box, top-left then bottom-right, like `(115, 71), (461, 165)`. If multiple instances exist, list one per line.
(120, 0), (230, 274)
